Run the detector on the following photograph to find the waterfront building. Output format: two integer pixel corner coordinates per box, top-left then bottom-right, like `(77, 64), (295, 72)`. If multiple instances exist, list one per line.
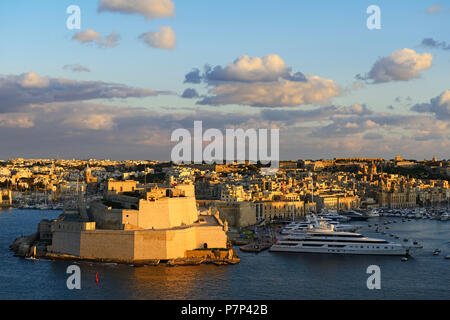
(379, 189), (417, 209)
(255, 201), (306, 220)
(316, 194), (360, 212)
(47, 182), (229, 262)
(0, 189), (12, 207)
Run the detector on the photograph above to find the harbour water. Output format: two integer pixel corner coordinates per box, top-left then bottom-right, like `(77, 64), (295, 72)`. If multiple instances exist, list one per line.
(0, 209), (449, 300)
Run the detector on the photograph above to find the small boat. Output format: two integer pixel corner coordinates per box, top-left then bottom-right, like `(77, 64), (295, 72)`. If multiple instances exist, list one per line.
(25, 256), (39, 261)
(401, 257), (408, 262)
(341, 210), (369, 221)
(146, 259), (160, 266)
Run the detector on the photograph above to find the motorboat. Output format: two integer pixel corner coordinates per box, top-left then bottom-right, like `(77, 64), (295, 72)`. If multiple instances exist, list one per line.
(270, 227), (422, 256)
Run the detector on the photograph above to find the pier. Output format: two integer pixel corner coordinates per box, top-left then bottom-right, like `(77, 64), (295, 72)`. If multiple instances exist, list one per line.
(239, 243), (271, 253)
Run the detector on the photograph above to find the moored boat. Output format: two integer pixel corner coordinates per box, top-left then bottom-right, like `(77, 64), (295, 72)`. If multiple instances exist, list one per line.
(270, 227), (422, 256)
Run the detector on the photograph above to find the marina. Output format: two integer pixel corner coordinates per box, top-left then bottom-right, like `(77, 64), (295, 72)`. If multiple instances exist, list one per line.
(1, 0), (450, 307)
(1, 208), (449, 300)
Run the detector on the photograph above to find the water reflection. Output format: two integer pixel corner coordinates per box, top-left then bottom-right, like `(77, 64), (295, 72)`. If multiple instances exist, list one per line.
(2, 210), (449, 300)
(49, 261), (230, 299)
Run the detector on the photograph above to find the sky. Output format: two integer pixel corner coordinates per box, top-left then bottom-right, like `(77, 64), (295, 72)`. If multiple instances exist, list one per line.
(0, 0), (449, 161)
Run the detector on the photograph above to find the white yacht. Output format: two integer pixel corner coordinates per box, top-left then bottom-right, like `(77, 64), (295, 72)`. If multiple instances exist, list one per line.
(280, 217), (359, 234)
(317, 210), (351, 222)
(366, 208), (380, 218)
(341, 210), (369, 221)
(441, 212), (449, 221)
(271, 227), (422, 256)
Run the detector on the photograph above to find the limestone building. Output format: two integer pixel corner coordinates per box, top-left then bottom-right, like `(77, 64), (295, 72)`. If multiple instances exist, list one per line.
(47, 182), (228, 262)
(0, 189), (12, 207)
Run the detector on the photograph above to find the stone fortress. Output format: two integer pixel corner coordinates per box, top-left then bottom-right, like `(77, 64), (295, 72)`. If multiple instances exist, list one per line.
(39, 180), (232, 263)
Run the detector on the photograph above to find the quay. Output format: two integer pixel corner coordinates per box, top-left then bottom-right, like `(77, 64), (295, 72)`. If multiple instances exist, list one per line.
(239, 243), (271, 253)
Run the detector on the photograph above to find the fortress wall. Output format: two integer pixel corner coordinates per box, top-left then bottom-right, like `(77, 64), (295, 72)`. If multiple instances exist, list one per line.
(79, 230), (135, 261)
(49, 231), (81, 256)
(137, 197), (198, 230)
(165, 228), (197, 259)
(168, 197), (198, 227)
(50, 224), (228, 261)
(133, 230), (168, 260)
(90, 202), (125, 230)
(216, 202), (257, 227)
(194, 226), (228, 249)
(138, 199), (170, 229)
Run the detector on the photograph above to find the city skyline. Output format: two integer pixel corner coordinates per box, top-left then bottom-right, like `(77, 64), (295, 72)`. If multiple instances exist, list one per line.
(0, 0), (449, 160)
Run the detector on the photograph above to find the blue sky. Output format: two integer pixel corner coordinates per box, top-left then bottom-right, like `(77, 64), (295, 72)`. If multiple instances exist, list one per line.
(0, 1), (449, 160)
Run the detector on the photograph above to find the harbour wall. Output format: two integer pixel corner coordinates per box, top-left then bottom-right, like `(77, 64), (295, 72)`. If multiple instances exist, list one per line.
(49, 224), (227, 261)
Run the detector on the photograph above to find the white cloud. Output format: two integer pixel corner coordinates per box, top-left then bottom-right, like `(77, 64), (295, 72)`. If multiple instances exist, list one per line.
(358, 48), (433, 83)
(0, 113), (34, 128)
(98, 0), (175, 20)
(0, 99), (448, 160)
(72, 29), (101, 43)
(205, 54), (291, 82)
(188, 55), (340, 107)
(426, 4), (444, 15)
(411, 90), (450, 119)
(62, 113), (116, 131)
(102, 31), (121, 48)
(72, 30), (121, 48)
(0, 72), (167, 112)
(19, 72), (49, 88)
(139, 26), (176, 50)
(199, 75), (340, 108)
(63, 64), (91, 73)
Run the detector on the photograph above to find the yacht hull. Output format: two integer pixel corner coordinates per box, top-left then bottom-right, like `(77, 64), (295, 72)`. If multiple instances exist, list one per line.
(269, 245), (410, 256)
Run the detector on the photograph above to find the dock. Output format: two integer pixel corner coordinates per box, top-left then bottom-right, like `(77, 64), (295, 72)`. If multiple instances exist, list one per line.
(239, 243), (271, 253)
